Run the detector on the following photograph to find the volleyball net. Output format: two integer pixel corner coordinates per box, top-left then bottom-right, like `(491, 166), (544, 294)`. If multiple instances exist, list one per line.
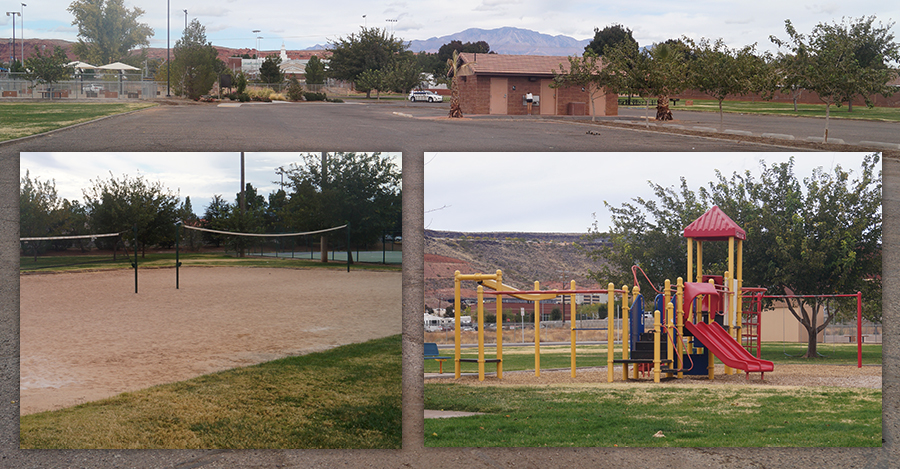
(20, 232), (129, 271)
(179, 223), (365, 266)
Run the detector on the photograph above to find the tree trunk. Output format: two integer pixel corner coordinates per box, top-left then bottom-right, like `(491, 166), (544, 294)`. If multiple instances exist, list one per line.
(655, 96), (672, 121)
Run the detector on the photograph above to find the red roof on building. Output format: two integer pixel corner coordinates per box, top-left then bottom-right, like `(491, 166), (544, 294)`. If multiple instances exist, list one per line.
(457, 52), (594, 77)
(682, 206), (746, 241)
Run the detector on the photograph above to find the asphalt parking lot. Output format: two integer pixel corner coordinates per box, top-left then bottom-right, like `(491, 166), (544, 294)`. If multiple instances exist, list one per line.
(2, 99), (868, 154)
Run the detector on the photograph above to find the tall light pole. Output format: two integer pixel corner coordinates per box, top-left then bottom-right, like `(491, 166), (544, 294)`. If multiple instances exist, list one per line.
(166, 0), (170, 96)
(6, 12), (19, 63)
(362, 15), (367, 28)
(20, 3), (25, 64)
(183, 10), (187, 32)
(252, 30), (260, 58)
(385, 18), (397, 35)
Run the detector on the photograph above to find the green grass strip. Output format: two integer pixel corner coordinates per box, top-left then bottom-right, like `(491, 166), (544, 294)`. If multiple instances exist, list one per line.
(624, 98), (900, 122)
(20, 335), (401, 449)
(425, 382), (881, 447)
(425, 343), (881, 374)
(0, 102), (157, 141)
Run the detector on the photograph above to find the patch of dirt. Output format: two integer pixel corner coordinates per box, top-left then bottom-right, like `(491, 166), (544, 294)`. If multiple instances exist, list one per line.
(20, 266), (400, 415)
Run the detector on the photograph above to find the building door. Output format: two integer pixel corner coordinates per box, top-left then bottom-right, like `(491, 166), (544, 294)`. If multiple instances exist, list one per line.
(540, 79), (556, 115)
(490, 78), (508, 115)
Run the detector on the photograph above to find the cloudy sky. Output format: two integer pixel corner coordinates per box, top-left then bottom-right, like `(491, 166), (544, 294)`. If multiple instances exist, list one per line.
(424, 152), (878, 233)
(21, 152), (401, 218)
(4, 0), (895, 54)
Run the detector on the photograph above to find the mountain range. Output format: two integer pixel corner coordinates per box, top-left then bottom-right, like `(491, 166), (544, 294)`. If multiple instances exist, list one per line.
(408, 27), (590, 56)
(309, 27), (590, 56)
(3, 27), (591, 64)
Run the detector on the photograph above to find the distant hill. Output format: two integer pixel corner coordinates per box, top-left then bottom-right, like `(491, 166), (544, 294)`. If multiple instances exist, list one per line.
(424, 230), (610, 307)
(409, 27), (590, 56)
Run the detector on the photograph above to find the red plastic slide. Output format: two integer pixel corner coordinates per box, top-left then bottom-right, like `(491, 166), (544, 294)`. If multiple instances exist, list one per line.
(683, 320), (774, 374)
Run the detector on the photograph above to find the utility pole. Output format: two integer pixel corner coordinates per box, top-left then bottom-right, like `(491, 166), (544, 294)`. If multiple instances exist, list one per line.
(240, 152), (246, 258)
(320, 152), (328, 263)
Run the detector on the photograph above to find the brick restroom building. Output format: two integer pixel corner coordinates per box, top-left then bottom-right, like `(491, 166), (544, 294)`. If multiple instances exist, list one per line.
(452, 52), (618, 117)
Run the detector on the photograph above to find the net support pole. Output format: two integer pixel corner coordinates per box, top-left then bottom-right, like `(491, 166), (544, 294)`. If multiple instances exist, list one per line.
(857, 291), (862, 368)
(346, 222), (351, 273)
(175, 221), (182, 289)
(133, 223), (138, 294)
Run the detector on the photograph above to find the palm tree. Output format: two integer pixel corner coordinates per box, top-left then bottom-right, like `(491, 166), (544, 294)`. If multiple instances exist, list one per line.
(446, 50), (475, 118)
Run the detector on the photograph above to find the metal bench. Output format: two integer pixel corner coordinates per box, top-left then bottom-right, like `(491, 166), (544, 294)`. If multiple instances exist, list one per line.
(424, 342), (451, 374)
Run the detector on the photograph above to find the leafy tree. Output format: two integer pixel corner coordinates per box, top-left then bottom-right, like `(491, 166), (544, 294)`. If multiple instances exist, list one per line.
(282, 152), (402, 251)
(355, 68), (387, 98)
(327, 26), (414, 97)
(588, 154), (881, 358)
(202, 194), (231, 247)
(770, 17), (900, 142)
(20, 171), (62, 259)
(259, 55), (284, 84)
(687, 38), (771, 129)
(23, 46), (74, 99)
(601, 40), (690, 125)
(171, 19), (221, 99)
(384, 55), (424, 93)
(177, 196), (202, 250)
(82, 172), (180, 257)
(67, 0), (153, 64)
(585, 24), (637, 57)
(552, 51), (605, 121)
(304, 55), (326, 84)
(437, 40), (490, 63)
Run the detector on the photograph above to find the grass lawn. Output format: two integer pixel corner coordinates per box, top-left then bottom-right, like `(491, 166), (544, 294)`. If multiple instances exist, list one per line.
(20, 251), (401, 273)
(620, 98), (900, 122)
(425, 343), (881, 447)
(424, 382), (881, 447)
(20, 335), (401, 449)
(0, 101), (156, 141)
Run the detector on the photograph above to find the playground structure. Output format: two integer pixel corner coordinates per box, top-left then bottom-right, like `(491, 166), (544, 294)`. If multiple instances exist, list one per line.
(452, 206), (778, 382)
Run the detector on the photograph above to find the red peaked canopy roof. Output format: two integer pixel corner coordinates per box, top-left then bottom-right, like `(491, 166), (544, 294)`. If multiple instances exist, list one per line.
(683, 206), (746, 241)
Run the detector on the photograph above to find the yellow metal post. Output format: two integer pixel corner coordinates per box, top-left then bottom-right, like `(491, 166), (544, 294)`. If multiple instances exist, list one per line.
(687, 238), (693, 285)
(477, 285), (485, 381)
(454, 271), (462, 378)
(534, 280), (541, 377)
(697, 241), (703, 282)
(607, 283), (615, 383)
(496, 270), (503, 380)
(570, 280), (577, 377)
(621, 284), (629, 381)
(653, 309), (661, 383)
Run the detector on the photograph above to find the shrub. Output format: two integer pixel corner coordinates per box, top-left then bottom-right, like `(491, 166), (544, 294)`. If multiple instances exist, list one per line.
(303, 91), (327, 101)
(285, 78), (304, 101)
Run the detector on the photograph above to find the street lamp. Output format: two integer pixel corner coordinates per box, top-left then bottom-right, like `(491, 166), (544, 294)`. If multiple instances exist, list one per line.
(20, 3), (25, 64)
(6, 12), (19, 63)
(166, 0), (170, 96)
(183, 10), (188, 31)
(252, 30), (261, 58)
(362, 15), (367, 28)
